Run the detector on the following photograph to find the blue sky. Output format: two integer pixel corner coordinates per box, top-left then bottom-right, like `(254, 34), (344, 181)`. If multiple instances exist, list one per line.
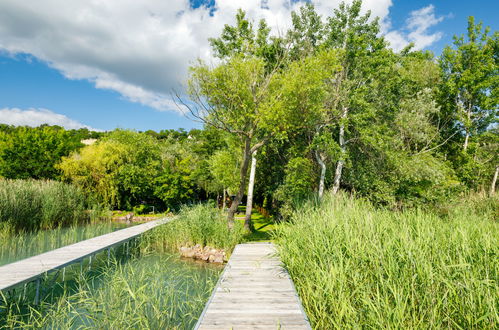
(0, 0), (497, 132)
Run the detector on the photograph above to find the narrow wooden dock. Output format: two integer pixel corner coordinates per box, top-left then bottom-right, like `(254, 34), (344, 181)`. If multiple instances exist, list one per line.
(0, 217), (171, 292)
(195, 242), (310, 330)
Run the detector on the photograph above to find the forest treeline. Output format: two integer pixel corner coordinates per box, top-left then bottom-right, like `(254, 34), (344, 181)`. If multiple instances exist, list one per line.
(0, 1), (497, 228)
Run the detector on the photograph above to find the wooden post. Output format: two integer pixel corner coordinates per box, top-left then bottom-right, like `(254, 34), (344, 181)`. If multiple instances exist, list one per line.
(34, 278), (40, 305)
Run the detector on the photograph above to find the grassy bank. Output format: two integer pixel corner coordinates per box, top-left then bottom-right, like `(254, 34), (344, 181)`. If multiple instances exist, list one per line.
(0, 179), (104, 233)
(141, 203), (246, 255)
(275, 194), (498, 329)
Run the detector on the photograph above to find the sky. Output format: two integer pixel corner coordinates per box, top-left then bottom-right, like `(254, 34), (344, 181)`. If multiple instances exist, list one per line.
(0, 0), (497, 132)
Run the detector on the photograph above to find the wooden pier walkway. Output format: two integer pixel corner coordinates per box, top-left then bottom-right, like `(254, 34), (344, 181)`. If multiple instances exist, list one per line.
(195, 242), (310, 330)
(0, 217), (171, 292)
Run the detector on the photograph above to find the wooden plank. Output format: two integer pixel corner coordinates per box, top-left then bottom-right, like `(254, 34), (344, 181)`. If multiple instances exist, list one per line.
(0, 217), (171, 292)
(196, 242), (310, 330)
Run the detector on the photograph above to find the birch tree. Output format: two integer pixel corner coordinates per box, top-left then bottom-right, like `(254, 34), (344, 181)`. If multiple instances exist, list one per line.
(439, 17), (498, 151)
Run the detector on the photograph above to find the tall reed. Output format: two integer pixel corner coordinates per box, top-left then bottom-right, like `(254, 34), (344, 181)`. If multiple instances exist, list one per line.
(0, 179), (97, 232)
(1, 253), (220, 329)
(141, 203), (245, 255)
(275, 193), (498, 329)
(0, 222), (128, 266)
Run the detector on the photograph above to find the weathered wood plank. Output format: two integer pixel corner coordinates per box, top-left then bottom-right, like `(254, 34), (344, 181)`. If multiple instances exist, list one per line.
(0, 217), (171, 292)
(196, 242), (310, 330)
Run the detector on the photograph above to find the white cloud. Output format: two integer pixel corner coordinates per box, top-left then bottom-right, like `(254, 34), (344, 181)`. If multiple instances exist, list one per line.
(0, 108), (101, 131)
(385, 4), (444, 52)
(0, 1), (393, 112)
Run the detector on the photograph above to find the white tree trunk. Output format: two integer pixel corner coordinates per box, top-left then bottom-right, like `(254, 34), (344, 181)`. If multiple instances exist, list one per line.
(463, 106), (471, 151)
(463, 131), (470, 151)
(244, 150), (257, 231)
(332, 107), (348, 195)
(490, 165), (499, 195)
(316, 151), (326, 198)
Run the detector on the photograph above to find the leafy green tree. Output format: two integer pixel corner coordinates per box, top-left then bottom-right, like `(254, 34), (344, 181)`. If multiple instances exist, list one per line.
(154, 157), (195, 210)
(0, 125), (83, 179)
(275, 49), (342, 198)
(58, 130), (162, 209)
(287, 2), (325, 60)
(439, 17), (498, 151)
(274, 157), (315, 218)
(209, 149), (240, 207)
(322, 0), (387, 194)
(188, 56), (285, 229)
(196, 10), (288, 230)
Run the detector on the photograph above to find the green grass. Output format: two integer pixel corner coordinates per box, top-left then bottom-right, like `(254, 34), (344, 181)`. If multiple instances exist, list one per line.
(235, 206), (277, 242)
(275, 193), (498, 329)
(0, 179), (103, 233)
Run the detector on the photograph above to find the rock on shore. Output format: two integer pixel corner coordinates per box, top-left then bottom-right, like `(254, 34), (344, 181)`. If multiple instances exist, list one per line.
(179, 244), (227, 264)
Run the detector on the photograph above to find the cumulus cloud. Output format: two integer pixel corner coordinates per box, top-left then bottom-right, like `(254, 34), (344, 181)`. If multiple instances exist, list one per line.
(385, 4), (444, 52)
(0, 1), (393, 112)
(0, 108), (101, 131)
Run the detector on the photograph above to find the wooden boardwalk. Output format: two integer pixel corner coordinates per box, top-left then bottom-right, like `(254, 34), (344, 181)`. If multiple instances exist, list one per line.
(0, 217), (171, 292)
(195, 242), (311, 330)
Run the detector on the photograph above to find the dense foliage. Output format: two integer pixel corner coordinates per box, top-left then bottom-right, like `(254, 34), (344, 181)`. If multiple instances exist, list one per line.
(275, 194), (498, 328)
(0, 125), (98, 180)
(57, 128), (229, 211)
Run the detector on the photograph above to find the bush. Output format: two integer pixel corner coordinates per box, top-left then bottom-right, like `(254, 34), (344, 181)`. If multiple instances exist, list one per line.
(142, 203), (245, 255)
(275, 193), (499, 329)
(0, 179), (91, 232)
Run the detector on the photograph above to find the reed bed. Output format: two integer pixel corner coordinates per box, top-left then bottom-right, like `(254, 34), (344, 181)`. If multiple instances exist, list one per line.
(0, 179), (99, 232)
(275, 194), (498, 329)
(1, 246), (221, 329)
(141, 203), (245, 255)
(0, 222), (128, 266)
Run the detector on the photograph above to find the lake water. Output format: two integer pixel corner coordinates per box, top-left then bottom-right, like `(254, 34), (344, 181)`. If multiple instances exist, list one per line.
(0, 222), (130, 266)
(0, 223), (222, 329)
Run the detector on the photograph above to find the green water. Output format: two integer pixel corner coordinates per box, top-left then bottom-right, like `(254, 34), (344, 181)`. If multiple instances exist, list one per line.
(0, 222), (130, 266)
(1, 249), (222, 329)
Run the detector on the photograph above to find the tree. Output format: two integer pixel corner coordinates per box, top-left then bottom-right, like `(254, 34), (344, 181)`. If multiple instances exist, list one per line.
(274, 49), (342, 198)
(184, 9), (292, 230)
(439, 17), (498, 151)
(58, 129), (163, 209)
(191, 10), (284, 230)
(323, 0), (388, 194)
(186, 56), (282, 230)
(208, 149), (240, 208)
(0, 125), (83, 180)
